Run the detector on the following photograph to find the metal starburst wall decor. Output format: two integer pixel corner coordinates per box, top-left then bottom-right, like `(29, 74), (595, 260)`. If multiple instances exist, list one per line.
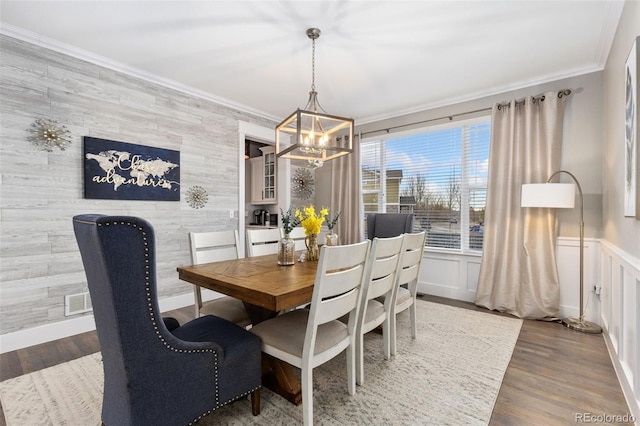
(186, 185), (208, 209)
(27, 118), (72, 151)
(292, 167), (314, 200)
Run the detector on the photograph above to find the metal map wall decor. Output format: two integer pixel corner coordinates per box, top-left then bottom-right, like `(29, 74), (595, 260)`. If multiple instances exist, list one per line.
(83, 136), (180, 201)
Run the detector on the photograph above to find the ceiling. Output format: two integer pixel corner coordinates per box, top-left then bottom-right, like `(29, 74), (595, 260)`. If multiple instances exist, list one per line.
(0, 1), (625, 124)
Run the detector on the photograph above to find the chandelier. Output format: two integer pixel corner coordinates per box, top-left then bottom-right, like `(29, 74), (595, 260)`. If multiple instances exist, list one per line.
(275, 28), (354, 164)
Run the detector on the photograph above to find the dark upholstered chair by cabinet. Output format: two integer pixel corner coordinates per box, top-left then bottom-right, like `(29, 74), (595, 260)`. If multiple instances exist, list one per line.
(366, 213), (414, 239)
(72, 214), (261, 426)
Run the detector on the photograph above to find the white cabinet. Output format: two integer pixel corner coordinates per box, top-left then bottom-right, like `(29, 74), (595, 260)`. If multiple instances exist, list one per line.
(250, 146), (277, 204)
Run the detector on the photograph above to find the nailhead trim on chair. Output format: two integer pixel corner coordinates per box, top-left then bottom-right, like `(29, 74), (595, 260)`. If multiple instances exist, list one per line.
(97, 220), (237, 424)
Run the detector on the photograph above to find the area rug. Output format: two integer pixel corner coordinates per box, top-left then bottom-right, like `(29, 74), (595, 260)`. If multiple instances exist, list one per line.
(0, 301), (522, 425)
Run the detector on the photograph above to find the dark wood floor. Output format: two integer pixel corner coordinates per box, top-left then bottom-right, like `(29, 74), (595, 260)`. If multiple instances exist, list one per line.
(0, 296), (631, 425)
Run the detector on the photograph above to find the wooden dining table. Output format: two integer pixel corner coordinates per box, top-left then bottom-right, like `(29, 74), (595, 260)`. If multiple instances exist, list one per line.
(177, 253), (319, 405)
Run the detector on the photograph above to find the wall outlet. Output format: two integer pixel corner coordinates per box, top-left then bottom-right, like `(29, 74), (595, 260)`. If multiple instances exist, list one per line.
(593, 285), (602, 295)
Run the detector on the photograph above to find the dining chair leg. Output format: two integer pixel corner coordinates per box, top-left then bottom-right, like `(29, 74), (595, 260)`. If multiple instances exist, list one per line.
(301, 365), (313, 426)
(409, 301), (417, 339)
(355, 331), (364, 386)
(390, 314), (398, 357)
(383, 316), (392, 360)
(251, 389), (261, 416)
(347, 342), (357, 396)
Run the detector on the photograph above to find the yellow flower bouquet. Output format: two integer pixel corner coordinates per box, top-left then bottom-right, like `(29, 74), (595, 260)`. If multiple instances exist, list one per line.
(295, 205), (328, 261)
(295, 205), (328, 236)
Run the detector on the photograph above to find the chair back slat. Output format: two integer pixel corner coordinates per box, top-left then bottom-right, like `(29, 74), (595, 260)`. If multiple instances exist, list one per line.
(315, 288), (361, 325)
(366, 236), (403, 300)
(189, 230), (240, 265)
(246, 228), (280, 257)
(396, 232), (426, 285)
(318, 265), (366, 299)
(281, 226), (307, 251)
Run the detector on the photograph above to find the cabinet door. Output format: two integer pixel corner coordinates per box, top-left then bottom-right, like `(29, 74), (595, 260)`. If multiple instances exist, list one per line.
(262, 149), (276, 202)
(250, 157), (265, 204)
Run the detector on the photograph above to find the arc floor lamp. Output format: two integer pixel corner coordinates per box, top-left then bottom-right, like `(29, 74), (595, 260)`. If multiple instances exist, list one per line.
(521, 170), (602, 334)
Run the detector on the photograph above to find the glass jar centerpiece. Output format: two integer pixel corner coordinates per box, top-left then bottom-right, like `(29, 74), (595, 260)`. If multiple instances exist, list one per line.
(278, 207), (300, 266)
(325, 210), (341, 246)
(295, 205), (329, 261)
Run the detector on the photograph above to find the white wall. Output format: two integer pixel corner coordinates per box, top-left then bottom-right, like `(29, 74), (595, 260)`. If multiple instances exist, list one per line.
(600, 0), (640, 418)
(602, 1), (640, 257)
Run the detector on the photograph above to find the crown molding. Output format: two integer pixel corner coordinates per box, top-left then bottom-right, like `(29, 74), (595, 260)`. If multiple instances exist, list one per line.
(0, 23), (280, 123)
(593, 0), (625, 66)
(356, 64), (603, 126)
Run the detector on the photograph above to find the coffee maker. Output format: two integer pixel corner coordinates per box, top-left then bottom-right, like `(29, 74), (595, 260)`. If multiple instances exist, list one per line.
(252, 209), (270, 226)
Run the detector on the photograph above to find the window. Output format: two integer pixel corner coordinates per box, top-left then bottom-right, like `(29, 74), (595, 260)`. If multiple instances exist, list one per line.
(361, 117), (491, 251)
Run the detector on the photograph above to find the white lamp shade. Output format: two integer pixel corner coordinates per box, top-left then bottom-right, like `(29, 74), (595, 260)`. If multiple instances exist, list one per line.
(521, 183), (576, 208)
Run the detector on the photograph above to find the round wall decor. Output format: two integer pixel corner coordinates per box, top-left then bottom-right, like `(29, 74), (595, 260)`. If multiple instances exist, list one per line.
(291, 167), (314, 200)
(27, 118), (72, 151)
(186, 185), (208, 209)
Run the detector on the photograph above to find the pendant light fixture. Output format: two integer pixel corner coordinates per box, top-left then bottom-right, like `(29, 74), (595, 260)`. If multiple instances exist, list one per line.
(275, 28), (354, 164)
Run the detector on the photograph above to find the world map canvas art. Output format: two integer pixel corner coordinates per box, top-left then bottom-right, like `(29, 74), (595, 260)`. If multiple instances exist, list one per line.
(83, 137), (180, 201)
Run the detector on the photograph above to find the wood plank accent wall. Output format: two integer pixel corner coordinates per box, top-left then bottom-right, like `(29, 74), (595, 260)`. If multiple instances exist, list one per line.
(0, 35), (275, 335)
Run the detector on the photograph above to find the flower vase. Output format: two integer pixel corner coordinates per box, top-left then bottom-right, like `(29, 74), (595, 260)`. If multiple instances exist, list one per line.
(325, 230), (338, 246)
(304, 233), (319, 261)
(278, 234), (295, 266)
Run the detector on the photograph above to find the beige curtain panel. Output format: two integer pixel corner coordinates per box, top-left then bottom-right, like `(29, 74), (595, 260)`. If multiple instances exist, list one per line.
(330, 135), (363, 245)
(475, 91), (570, 319)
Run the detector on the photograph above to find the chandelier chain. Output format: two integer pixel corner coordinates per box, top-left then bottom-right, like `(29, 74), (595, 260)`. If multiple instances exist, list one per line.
(311, 37), (316, 92)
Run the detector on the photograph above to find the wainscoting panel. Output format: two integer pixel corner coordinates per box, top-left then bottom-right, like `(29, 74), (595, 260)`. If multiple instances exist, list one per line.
(419, 238), (602, 320)
(599, 240), (639, 420)
(466, 261), (482, 293)
(418, 251), (481, 301)
(555, 238), (599, 322)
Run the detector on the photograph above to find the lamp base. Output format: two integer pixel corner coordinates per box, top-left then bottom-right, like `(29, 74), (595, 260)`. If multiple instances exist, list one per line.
(562, 317), (602, 334)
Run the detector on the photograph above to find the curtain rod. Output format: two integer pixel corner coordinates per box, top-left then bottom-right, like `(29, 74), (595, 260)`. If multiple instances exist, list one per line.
(497, 88), (572, 110)
(359, 106), (491, 137)
(359, 88), (572, 138)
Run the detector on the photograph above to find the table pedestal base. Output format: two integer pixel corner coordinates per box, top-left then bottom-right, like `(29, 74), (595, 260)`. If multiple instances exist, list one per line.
(261, 354), (302, 405)
(244, 301), (303, 405)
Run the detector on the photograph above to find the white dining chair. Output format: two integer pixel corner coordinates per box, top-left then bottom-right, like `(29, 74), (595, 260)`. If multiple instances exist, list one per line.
(189, 230), (251, 327)
(389, 231), (426, 356)
(281, 226), (307, 251)
(250, 241), (371, 426)
(351, 234), (403, 385)
(246, 228), (280, 257)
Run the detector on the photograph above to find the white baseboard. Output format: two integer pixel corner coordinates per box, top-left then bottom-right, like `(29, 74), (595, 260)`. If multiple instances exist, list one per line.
(0, 292), (209, 354)
(603, 331), (640, 423)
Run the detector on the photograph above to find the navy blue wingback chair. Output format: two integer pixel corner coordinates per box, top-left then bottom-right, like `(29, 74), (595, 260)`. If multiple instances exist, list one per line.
(366, 213), (414, 239)
(73, 214), (261, 426)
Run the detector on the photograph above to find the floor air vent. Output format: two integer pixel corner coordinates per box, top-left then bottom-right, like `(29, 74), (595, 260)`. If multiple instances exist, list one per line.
(65, 292), (92, 316)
